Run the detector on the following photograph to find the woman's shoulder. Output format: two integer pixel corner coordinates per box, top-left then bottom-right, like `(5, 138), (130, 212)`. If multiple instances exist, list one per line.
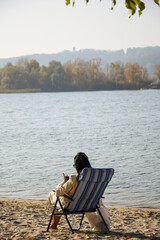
(69, 174), (77, 181)
(68, 174), (78, 184)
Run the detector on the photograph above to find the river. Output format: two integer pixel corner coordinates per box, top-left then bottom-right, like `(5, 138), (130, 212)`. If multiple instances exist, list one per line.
(0, 90), (160, 208)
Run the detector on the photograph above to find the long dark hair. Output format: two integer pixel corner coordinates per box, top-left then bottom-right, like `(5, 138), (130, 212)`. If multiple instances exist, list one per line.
(74, 152), (92, 179)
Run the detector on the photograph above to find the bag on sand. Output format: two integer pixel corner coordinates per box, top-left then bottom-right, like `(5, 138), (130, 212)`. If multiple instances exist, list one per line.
(85, 200), (110, 232)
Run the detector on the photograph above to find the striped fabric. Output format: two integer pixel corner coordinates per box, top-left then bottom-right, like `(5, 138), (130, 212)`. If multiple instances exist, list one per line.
(67, 168), (114, 212)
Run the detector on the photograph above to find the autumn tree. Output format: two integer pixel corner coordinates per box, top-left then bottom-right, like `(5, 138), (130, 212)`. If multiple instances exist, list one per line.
(68, 59), (89, 90)
(88, 59), (106, 90)
(107, 62), (126, 88)
(155, 64), (160, 80)
(0, 58), (155, 91)
(16, 57), (29, 69)
(124, 63), (149, 88)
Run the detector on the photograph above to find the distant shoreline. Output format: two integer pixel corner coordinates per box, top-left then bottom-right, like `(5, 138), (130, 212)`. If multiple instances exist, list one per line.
(0, 89), (41, 93)
(0, 88), (159, 94)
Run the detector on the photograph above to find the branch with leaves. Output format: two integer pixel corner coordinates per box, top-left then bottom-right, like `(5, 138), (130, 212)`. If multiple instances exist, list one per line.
(65, 0), (160, 17)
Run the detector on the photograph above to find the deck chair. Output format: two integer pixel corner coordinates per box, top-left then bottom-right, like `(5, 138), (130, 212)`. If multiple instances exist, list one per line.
(47, 167), (114, 234)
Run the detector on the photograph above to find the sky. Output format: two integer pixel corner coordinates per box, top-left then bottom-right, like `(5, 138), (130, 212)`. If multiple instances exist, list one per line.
(0, 0), (160, 59)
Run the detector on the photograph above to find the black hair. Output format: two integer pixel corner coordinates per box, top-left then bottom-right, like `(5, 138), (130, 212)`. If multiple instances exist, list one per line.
(74, 152), (92, 178)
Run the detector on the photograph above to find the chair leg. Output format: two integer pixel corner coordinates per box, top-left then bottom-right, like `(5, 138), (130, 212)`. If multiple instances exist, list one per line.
(96, 207), (110, 233)
(78, 213), (84, 230)
(46, 198), (58, 232)
(57, 198), (74, 234)
(64, 212), (74, 234)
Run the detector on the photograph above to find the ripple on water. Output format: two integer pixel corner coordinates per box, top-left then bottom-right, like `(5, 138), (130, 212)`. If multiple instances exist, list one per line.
(0, 90), (160, 208)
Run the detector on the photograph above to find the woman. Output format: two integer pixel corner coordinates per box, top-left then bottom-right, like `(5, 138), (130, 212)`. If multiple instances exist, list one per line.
(48, 152), (91, 229)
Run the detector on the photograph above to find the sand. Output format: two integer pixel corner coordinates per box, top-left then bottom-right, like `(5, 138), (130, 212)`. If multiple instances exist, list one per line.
(0, 198), (159, 240)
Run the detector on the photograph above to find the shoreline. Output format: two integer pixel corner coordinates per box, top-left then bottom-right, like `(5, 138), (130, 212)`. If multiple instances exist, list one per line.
(0, 88), (159, 94)
(1, 196), (159, 210)
(0, 198), (160, 240)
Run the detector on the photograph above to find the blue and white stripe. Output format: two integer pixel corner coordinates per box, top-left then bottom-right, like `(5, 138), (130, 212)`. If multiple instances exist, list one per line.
(67, 168), (114, 212)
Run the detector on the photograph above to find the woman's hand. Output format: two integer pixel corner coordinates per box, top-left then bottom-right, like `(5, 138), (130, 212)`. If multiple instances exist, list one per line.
(62, 173), (67, 183)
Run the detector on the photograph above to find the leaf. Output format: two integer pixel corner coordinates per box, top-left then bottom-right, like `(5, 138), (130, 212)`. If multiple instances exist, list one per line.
(127, 8), (136, 18)
(125, 0), (137, 11)
(125, 0), (146, 17)
(66, 0), (71, 6)
(138, 9), (142, 16)
(125, 0), (136, 17)
(138, 1), (145, 16)
(154, 0), (160, 5)
(139, 1), (145, 11)
(111, 0), (117, 10)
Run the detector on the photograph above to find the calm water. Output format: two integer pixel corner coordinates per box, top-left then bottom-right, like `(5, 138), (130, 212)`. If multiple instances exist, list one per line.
(0, 90), (160, 208)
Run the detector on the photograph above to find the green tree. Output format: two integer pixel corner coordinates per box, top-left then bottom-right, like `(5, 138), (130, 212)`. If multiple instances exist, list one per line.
(63, 61), (74, 90)
(47, 61), (65, 91)
(16, 58), (30, 88)
(39, 66), (50, 91)
(0, 63), (16, 89)
(25, 59), (40, 72)
(65, 0), (159, 17)
(25, 59), (40, 88)
(14, 65), (29, 89)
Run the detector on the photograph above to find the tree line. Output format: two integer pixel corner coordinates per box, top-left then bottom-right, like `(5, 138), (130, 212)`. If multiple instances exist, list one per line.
(0, 58), (160, 92)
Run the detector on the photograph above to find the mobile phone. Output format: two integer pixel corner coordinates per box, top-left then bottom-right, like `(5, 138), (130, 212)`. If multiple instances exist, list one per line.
(65, 175), (69, 181)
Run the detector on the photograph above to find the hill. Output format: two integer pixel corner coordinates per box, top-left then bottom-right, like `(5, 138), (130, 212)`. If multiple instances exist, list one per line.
(0, 46), (160, 76)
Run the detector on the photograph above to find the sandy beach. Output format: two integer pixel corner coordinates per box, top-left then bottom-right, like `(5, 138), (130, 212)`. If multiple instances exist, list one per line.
(0, 198), (159, 240)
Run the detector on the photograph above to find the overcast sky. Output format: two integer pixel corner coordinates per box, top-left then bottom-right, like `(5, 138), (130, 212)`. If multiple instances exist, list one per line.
(0, 0), (160, 58)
